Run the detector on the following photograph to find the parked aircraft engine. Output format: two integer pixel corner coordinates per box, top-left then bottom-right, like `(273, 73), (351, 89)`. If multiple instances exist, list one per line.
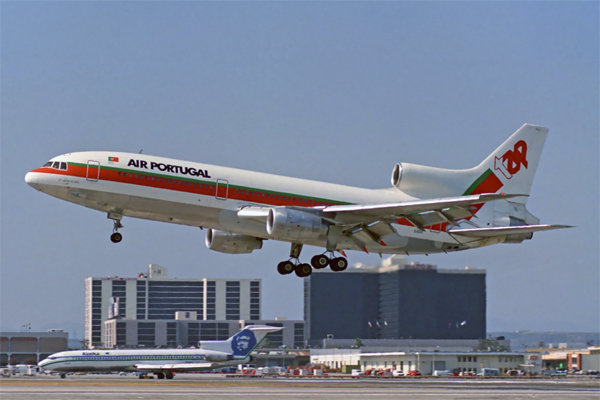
(205, 354), (234, 362)
(267, 208), (327, 241)
(205, 229), (263, 254)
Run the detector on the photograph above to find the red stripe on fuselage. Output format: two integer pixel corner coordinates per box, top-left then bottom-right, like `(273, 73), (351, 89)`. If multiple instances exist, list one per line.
(29, 166), (336, 208)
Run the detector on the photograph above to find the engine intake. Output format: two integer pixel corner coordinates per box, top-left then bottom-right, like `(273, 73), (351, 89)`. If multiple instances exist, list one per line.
(205, 229), (263, 254)
(266, 208), (327, 241)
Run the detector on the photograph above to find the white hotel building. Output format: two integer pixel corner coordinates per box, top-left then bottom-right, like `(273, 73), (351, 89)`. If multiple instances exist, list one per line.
(84, 264), (260, 347)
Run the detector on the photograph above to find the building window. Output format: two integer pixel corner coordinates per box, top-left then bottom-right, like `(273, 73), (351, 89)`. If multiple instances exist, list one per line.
(225, 281), (240, 320)
(137, 322), (156, 346)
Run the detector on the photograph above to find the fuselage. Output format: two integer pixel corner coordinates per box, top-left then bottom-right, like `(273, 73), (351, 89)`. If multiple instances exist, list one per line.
(24, 151), (491, 254)
(38, 348), (243, 373)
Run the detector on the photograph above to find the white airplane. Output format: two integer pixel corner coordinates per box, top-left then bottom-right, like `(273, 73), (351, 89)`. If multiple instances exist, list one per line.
(38, 325), (280, 379)
(25, 124), (569, 277)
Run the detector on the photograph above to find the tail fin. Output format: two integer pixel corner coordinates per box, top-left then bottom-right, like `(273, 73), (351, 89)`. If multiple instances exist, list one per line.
(198, 325), (282, 357)
(392, 124), (548, 204)
(465, 124), (548, 203)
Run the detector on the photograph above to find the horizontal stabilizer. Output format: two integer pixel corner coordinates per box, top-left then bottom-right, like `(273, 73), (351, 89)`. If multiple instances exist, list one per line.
(135, 363), (214, 371)
(448, 224), (573, 238)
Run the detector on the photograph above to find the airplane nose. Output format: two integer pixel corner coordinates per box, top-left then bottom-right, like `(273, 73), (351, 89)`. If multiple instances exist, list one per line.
(25, 171), (41, 190)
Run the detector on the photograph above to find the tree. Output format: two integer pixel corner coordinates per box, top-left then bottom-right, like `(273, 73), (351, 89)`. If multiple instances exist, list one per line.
(354, 338), (364, 348)
(538, 341), (545, 348)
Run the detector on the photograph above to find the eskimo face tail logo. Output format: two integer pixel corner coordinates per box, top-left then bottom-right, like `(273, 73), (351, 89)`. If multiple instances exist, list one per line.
(494, 140), (528, 179)
(231, 330), (257, 356)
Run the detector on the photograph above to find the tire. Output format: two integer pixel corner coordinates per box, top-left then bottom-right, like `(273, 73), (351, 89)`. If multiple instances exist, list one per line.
(311, 255), (329, 269)
(278, 261), (295, 275)
(295, 263), (312, 277)
(110, 232), (123, 243)
(330, 257), (348, 272)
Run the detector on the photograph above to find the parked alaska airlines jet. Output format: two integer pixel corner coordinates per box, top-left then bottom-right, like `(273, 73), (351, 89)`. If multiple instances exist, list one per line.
(38, 325), (280, 379)
(25, 124), (569, 277)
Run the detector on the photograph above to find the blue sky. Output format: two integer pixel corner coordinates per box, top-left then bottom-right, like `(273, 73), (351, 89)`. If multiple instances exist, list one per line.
(1, 2), (598, 337)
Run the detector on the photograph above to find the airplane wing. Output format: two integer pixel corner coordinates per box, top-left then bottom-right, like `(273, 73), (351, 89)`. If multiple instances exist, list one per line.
(322, 193), (524, 229)
(135, 363), (214, 372)
(447, 224), (573, 238)
(236, 193), (531, 251)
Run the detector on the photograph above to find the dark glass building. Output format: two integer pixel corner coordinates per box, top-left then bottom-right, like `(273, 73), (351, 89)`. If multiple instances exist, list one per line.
(305, 257), (486, 342)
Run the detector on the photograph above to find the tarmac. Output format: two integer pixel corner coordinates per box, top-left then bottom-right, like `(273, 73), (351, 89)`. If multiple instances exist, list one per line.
(1, 374), (599, 400)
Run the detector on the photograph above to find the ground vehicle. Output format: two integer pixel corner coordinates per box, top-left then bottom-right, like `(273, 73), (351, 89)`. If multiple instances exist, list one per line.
(407, 370), (422, 376)
(479, 368), (499, 377)
(550, 370), (567, 377)
(433, 370), (452, 376)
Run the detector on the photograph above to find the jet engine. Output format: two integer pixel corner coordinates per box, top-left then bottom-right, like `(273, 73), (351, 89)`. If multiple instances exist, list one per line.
(205, 229), (263, 254)
(391, 162), (479, 199)
(266, 208), (327, 241)
(205, 354), (234, 362)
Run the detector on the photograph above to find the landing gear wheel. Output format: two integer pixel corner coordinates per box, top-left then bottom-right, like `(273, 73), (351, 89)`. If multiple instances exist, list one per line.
(156, 372), (165, 379)
(165, 372), (174, 379)
(330, 257), (348, 272)
(110, 232), (123, 243)
(60, 374), (66, 379)
(295, 263), (312, 277)
(311, 254), (330, 269)
(277, 261), (295, 275)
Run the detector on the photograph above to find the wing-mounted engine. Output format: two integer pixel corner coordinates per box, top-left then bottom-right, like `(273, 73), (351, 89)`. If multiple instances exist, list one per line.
(391, 163), (479, 199)
(266, 208), (328, 241)
(205, 229), (263, 254)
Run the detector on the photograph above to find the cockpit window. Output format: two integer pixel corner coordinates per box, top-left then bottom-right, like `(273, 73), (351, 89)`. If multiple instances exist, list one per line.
(44, 161), (68, 170)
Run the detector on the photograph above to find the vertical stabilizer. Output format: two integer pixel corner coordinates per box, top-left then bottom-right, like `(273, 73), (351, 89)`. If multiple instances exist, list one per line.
(465, 124), (548, 204)
(198, 325), (282, 357)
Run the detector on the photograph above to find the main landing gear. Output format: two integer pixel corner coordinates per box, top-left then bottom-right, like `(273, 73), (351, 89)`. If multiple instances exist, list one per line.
(277, 244), (348, 277)
(108, 213), (124, 243)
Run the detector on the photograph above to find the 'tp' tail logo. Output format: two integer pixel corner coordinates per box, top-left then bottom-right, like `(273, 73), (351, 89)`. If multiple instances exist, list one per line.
(494, 140), (528, 179)
(231, 330), (257, 356)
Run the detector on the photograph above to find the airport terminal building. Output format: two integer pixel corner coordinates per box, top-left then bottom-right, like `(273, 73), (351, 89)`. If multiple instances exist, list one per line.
(305, 256), (486, 343)
(0, 330), (68, 365)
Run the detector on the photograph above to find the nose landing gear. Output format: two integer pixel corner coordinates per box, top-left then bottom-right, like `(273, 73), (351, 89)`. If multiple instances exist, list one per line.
(108, 213), (124, 243)
(110, 232), (123, 243)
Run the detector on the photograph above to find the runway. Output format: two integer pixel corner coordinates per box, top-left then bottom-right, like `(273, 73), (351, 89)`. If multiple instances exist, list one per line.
(1, 374), (599, 400)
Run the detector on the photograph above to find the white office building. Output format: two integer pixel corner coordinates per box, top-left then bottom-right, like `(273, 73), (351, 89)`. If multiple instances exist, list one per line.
(85, 264), (260, 347)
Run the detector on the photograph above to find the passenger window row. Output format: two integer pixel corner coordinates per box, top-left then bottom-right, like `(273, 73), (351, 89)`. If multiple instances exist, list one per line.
(117, 171), (213, 190)
(233, 188), (331, 206)
(115, 171), (335, 206)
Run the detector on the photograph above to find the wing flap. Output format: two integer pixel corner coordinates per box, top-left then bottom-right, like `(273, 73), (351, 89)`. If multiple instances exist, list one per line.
(448, 224), (573, 238)
(323, 193), (524, 224)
